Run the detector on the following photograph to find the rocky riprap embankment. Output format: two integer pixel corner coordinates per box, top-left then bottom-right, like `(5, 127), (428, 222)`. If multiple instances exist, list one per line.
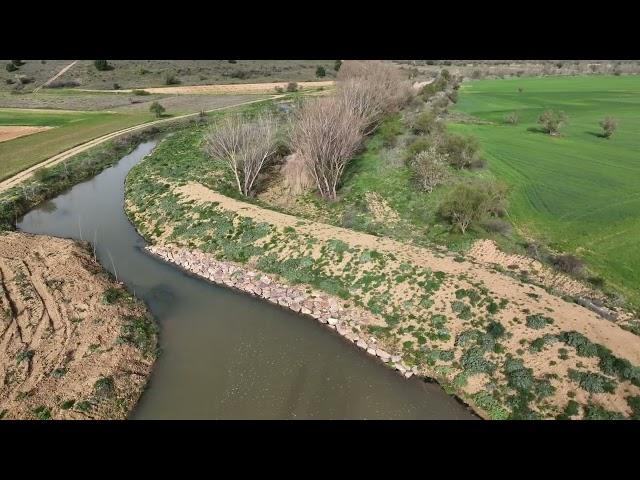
(146, 245), (419, 378)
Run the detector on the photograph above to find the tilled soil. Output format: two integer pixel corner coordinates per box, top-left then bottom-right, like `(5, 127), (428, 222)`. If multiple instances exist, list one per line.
(0, 232), (156, 420)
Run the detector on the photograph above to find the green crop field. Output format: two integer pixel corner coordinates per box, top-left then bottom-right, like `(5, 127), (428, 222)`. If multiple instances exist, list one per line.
(451, 75), (640, 308)
(0, 108), (153, 180)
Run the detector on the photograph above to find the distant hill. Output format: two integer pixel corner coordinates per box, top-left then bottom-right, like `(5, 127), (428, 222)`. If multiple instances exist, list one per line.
(1, 60), (338, 92)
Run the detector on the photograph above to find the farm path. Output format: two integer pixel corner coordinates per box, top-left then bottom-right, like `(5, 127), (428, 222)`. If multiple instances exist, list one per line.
(33, 61), (78, 93)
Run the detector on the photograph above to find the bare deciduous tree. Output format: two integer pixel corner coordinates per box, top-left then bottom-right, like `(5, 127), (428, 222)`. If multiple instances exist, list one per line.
(205, 113), (278, 197)
(336, 61), (413, 134)
(290, 97), (364, 200)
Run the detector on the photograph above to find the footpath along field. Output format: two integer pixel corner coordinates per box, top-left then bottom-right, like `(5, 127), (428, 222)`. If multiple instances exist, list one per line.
(450, 75), (640, 308)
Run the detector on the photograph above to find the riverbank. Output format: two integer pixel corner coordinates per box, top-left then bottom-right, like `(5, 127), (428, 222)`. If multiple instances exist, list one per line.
(147, 244), (421, 377)
(124, 130), (640, 419)
(0, 232), (157, 419)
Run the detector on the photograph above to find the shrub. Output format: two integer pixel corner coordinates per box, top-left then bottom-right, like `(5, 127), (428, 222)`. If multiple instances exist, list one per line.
(286, 82), (298, 92)
(6, 63), (18, 72)
(334, 60), (342, 72)
(504, 112), (519, 125)
(526, 314), (554, 329)
(131, 89), (150, 96)
(568, 369), (617, 394)
(599, 116), (618, 139)
(471, 70), (482, 79)
(377, 118), (404, 147)
(438, 179), (508, 234)
(460, 347), (496, 374)
(447, 90), (458, 103)
(94, 376), (115, 399)
(117, 315), (158, 357)
(149, 101), (166, 118)
(11, 60), (25, 67)
(228, 60), (237, 63)
(274, 86), (284, 93)
(439, 133), (482, 169)
(164, 72), (180, 85)
(113, 83), (120, 90)
(406, 136), (432, 159)
(553, 254), (585, 275)
(504, 358), (535, 391)
(17, 76), (34, 85)
(538, 109), (568, 135)
(486, 321), (505, 338)
(45, 79), (80, 88)
(94, 60), (112, 71)
(410, 146), (450, 193)
(316, 66), (326, 78)
(410, 110), (440, 135)
(438, 182), (487, 234)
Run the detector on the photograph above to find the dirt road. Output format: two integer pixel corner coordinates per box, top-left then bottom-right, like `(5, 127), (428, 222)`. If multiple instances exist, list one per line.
(78, 81), (335, 95)
(32, 60), (78, 93)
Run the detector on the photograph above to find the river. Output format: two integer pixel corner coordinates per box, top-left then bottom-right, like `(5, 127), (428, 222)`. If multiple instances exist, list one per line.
(18, 139), (476, 419)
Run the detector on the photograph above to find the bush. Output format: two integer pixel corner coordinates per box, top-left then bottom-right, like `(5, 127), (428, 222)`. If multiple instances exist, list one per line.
(45, 79), (80, 89)
(410, 110), (440, 135)
(131, 89), (150, 96)
(406, 136), (432, 159)
(17, 76), (34, 85)
(377, 118), (403, 147)
(334, 60), (342, 72)
(228, 60), (237, 63)
(274, 86), (284, 93)
(438, 182), (487, 234)
(439, 133), (482, 169)
(94, 60), (113, 71)
(316, 66), (326, 78)
(6, 63), (18, 72)
(526, 314), (554, 329)
(471, 70), (482, 79)
(113, 83), (120, 90)
(438, 179), (508, 234)
(504, 112), (519, 125)
(149, 101), (166, 118)
(447, 90), (458, 103)
(410, 146), (450, 193)
(538, 109), (568, 135)
(599, 116), (618, 139)
(286, 82), (298, 92)
(553, 254), (585, 275)
(11, 60), (25, 67)
(164, 72), (180, 85)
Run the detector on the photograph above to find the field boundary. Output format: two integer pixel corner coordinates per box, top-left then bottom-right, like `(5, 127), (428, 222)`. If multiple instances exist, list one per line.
(0, 95), (282, 193)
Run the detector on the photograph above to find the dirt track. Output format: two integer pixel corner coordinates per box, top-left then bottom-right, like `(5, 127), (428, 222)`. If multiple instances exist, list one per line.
(32, 61), (78, 93)
(79, 81), (335, 95)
